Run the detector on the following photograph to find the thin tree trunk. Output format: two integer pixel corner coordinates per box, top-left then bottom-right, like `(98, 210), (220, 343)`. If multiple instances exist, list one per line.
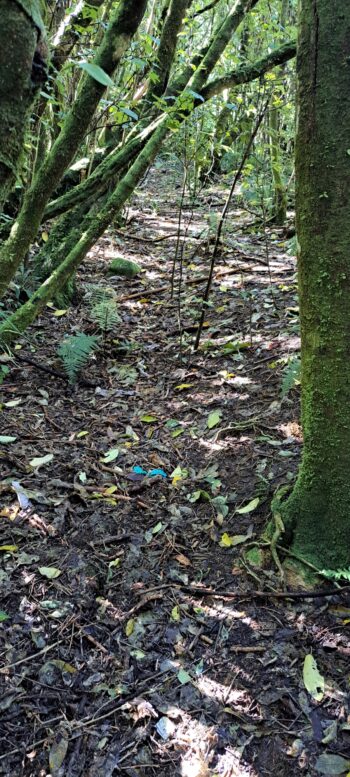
(269, 102), (287, 224)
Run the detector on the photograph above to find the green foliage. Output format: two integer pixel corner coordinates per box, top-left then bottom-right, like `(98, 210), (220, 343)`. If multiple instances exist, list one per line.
(77, 62), (114, 87)
(281, 356), (301, 397)
(320, 567), (350, 582)
(84, 284), (116, 304)
(286, 235), (297, 256)
(90, 298), (120, 337)
(57, 333), (98, 384)
(0, 364), (10, 385)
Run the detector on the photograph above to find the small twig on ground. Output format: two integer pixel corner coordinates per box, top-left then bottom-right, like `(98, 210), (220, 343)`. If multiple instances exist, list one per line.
(0, 641), (60, 674)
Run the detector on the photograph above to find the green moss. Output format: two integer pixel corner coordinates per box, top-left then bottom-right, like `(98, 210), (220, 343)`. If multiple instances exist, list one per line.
(245, 547), (264, 568)
(107, 257), (141, 277)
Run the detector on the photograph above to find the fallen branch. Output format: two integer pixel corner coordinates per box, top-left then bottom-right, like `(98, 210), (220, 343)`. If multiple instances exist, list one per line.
(14, 352), (97, 388)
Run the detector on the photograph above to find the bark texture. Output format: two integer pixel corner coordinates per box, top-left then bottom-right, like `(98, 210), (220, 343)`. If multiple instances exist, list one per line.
(0, 0), (43, 204)
(279, 0), (350, 568)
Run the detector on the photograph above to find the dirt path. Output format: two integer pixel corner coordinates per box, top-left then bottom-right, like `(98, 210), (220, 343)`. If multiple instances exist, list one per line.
(1, 166), (349, 776)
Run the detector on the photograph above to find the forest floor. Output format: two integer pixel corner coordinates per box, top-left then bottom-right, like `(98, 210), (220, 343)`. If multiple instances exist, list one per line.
(1, 160), (350, 777)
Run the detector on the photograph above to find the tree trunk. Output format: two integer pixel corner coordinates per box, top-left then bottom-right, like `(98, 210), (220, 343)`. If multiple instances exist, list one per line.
(0, 0), (45, 205)
(268, 101), (287, 225)
(278, 1), (350, 569)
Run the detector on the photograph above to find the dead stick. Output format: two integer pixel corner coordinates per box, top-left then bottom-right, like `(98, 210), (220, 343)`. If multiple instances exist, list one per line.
(180, 584), (350, 600)
(14, 353), (96, 388)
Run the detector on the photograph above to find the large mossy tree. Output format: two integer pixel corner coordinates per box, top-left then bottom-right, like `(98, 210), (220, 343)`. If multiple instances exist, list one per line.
(278, 0), (350, 569)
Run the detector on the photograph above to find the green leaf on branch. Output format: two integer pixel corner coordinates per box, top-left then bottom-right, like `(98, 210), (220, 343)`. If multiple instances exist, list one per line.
(78, 61), (114, 87)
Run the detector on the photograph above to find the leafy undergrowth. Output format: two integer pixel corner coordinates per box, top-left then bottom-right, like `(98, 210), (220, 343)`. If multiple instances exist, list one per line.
(1, 167), (350, 777)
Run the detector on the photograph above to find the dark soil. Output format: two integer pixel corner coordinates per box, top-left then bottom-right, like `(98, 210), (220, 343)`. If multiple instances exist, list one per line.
(1, 163), (350, 777)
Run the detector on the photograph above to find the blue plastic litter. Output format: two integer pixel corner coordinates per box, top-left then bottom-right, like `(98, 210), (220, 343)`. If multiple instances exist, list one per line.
(132, 466), (167, 478)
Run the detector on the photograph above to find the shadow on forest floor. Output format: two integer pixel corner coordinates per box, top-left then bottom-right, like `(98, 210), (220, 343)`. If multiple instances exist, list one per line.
(1, 162), (350, 776)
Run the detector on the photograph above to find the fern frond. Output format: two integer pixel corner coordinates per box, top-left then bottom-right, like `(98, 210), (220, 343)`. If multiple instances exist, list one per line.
(281, 356), (301, 397)
(84, 284), (117, 305)
(57, 333), (98, 384)
(90, 299), (120, 335)
(320, 567), (350, 582)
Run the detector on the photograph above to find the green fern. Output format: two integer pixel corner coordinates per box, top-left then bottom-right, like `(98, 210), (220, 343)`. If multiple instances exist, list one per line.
(320, 567), (350, 582)
(57, 333), (98, 384)
(286, 234), (297, 256)
(84, 284), (116, 305)
(90, 298), (120, 336)
(281, 356), (301, 397)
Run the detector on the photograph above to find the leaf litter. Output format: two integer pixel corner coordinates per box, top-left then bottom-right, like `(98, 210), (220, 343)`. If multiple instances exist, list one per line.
(0, 165), (349, 777)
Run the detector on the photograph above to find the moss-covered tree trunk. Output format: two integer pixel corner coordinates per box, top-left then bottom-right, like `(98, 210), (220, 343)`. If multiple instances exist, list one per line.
(268, 0), (288, 225)
(0, 0), (46, 206)
(279, 0), (350, 569)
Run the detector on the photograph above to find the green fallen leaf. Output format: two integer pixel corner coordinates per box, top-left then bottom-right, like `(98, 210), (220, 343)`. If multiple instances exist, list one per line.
(38, 566), (62, 579)
(171, 605), (181, 622)
(29, 454), (54, 469)
(236, 497), (260, 514)
(125, 618), (135, 636)
(0, 611), (9, 622)
(171, 428), (185, 438)
(220, 529), (252, 547)
(0, 545), (18, 552)
(144, 520), (165, 543)
(140, 414), (157, 423)
(49, 730), (69, 773)
(303, 654), (325, 701)
(207, 410), (222, 429)
(219, 532), (235, 547)
(100, 447), (119, 463)
(314, 753), (350, 774)
(177, 668), (192, 684)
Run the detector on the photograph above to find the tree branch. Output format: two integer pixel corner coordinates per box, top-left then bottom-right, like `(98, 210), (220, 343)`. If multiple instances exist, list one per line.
(201, 40), (296, 101)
